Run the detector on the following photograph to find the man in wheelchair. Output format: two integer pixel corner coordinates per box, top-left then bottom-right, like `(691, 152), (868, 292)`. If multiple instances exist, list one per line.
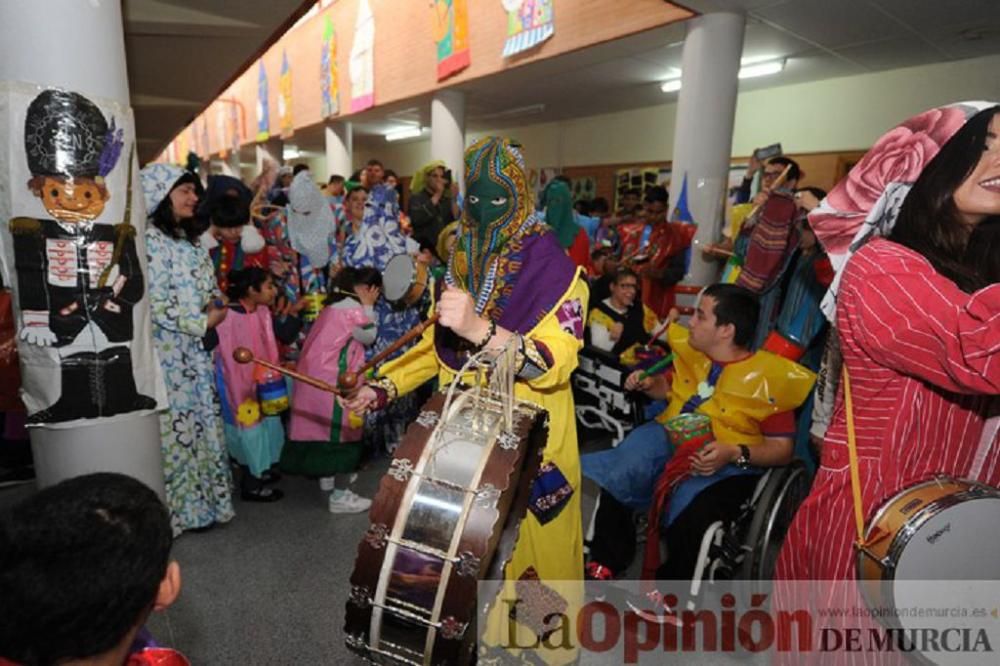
(581, 284), (815, 585)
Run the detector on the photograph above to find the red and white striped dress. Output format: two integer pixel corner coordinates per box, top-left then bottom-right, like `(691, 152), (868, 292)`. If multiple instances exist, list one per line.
(775, 238), (1000, 662)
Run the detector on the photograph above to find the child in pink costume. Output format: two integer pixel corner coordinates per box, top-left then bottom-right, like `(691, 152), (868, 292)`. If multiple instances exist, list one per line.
(285, 266), (380, 513)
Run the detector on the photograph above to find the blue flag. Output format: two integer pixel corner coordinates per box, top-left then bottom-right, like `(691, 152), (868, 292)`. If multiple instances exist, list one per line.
(671, 172), (696, 270)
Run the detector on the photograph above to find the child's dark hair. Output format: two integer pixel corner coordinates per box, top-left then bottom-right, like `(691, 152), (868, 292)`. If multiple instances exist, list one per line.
(208, 195), (249, 229)
(0, 473), (172, 665)
(226, 266), (272, 302)
(327, 266), (382, 305)
(701, 283), (759, 349)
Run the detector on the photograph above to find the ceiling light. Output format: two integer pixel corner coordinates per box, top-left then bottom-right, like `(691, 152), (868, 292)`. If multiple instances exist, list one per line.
(284, 145), (301, 159)
(384, 127), (424, 142)
(738, 59), (785, 79)
(660, 79), (682, 93)
(740, 54), (781, 66)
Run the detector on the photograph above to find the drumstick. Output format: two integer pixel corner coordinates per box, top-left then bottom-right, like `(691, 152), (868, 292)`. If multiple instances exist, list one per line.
(702, 243), (735, 258)
(232, 347), (342, 395)
(338, 313), (441, 391)
(638, 353), (674, 380)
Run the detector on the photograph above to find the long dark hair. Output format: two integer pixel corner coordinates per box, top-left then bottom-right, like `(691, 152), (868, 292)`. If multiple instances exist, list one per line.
(150, 173), (207, 244)
(889, 106), (1000, 292)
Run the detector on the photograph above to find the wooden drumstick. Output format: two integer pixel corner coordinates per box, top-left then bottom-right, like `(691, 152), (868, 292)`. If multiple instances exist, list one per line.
(337, 313), (441, 391)
(702, 243), (735, 258)
(232, 347), (341, 395)
(746, 163), (793, 221)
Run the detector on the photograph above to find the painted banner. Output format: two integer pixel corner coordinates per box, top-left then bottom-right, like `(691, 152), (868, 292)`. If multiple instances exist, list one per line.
(278, 50), (294, 139)
(502, 0), (554, 58)
(0, 83), (166, 427)
(229, 99), (241, 156)
(433, 0), (470, 81)
(320, 14), (340, 118)
(256, 60), (270, 142)
(349, 0), (375, 112)
(215, 103), (228, 158)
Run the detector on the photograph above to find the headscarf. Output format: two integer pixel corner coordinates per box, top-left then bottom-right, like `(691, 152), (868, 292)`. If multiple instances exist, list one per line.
(809, 101), (998, 319)
(411, 160), (446, 195)
(140, 163), (188, 215)
(539, 179), (579, 248)
(437, 220), (459, 264)
(450, 136), (534, 297)
(287, 170), (336, 268)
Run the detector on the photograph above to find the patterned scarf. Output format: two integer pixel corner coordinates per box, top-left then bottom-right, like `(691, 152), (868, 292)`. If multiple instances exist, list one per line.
(808, 100), (998, 319)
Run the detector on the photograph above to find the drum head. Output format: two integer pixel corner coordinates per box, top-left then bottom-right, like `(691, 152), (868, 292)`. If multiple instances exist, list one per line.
(383, 254), (415, 303)
(894, 496), (1000, 583)
(889, 495), (1000, 664)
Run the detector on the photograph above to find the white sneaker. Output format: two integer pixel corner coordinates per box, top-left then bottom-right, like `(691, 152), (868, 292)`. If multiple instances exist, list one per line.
(328, 489), (372, 514)
(319, 476), (336, 492)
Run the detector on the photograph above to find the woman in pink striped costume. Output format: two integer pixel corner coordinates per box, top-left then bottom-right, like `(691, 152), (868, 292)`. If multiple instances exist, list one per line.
(776, 102), (1000, 661)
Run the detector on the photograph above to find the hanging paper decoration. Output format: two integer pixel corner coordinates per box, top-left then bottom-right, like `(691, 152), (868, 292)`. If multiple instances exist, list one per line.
(215, 104), (228, 158)
(200, 117), (210, 158)
(432, 0), (470, 81)
(320, 14), (340, 118)
(229, 100), (241, 156)
(176, 130), (189, 166)
(349, 0), (375, 113)
(256, 60), (270, 142)
(501, 0), (554, 58)
(278, 50), (294, 139)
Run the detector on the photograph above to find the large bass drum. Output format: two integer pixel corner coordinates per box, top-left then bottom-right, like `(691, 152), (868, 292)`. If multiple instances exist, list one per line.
(344, 389), (548, 665)
(857, 476), (1000, 609)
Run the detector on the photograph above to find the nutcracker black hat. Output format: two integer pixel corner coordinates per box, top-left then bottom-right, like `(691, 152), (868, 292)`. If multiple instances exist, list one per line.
(24, 89), (122, 180)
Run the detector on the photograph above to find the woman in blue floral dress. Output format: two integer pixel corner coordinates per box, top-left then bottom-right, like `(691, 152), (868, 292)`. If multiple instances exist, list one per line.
(140, 164), (235, 535)
(341, 184), (425, 453)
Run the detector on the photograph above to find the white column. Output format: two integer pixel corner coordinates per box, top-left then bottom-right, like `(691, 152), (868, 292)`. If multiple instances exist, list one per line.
(0, 0), (165, 494)
(324, 121), (353, 180)
(430, 90), (466, 194)
(255, 137), (283, 174)
(668, 12), (745, 288)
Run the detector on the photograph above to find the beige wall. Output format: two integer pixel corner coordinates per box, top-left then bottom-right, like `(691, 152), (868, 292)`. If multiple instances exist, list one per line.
(365, 53), (1000, 179)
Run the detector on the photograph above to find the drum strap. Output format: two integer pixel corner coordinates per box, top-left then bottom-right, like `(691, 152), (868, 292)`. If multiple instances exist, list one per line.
(842, 366), (867, 545)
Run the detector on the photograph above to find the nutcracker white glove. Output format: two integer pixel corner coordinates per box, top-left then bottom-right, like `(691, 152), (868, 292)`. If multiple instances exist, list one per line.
(20, 310), (57, 346)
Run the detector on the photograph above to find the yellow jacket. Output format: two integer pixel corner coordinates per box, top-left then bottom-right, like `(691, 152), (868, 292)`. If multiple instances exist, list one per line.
(656, 323), (815, 445)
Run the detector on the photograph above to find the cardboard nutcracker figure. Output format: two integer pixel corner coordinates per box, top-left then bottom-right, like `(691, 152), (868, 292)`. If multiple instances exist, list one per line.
(9, 89), (156, 424)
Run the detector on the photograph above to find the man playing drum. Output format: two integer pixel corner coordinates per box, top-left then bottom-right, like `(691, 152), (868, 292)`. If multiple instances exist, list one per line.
(345, 136), (588, 664)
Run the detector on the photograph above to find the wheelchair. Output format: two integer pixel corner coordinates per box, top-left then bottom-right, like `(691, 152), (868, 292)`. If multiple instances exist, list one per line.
(572, 346), (647, 557)
(680, 458), (813, 607)
(573, 344), (813, 598)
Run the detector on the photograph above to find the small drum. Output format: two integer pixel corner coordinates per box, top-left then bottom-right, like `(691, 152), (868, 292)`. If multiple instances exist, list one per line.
(256, 371), (289, 415)
(383, 254), (430, 307)
(344, 390), (547, 665)
(857, 476), (1000, 614)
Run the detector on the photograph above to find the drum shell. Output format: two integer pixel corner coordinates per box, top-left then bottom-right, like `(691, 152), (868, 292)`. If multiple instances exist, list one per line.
(345, 392), (547, 665)
(856, 476), (981, 610)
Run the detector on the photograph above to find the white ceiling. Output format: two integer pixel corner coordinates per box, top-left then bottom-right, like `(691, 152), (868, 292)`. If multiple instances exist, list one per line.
(131, 0), (1000, 161)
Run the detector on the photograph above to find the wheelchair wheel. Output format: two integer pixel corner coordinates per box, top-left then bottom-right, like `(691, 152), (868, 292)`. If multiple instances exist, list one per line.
(738, 459), (812, 583)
